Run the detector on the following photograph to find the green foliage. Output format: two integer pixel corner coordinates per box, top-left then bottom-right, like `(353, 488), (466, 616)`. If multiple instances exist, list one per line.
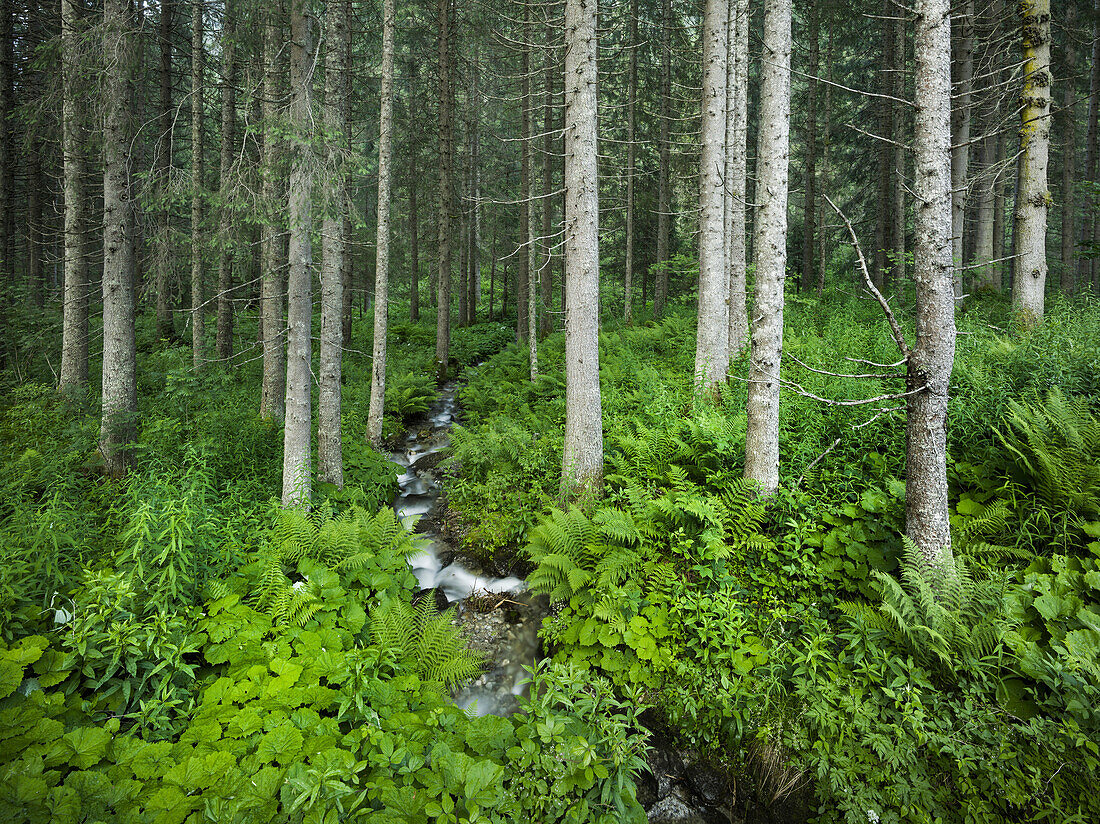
(997, 388), (1100, 543)
(839, 537), (1013, 676)
(384, 371), (440, 420)
(250, 504), (417, 626)
(370, 597), (484, 689)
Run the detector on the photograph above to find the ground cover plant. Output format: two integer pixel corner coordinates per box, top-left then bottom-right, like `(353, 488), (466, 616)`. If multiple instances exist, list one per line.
(1, 294), (1099, 823)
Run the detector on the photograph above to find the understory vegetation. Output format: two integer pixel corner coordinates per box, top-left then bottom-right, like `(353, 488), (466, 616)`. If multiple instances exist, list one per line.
(2, 291), (1100, 822)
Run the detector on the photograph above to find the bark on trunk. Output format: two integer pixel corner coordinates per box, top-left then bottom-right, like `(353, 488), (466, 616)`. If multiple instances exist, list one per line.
(540, 26), (554, 339)
(100, 0), (137, 477)
(321, 0), (350, 481)
(694, 0), (729, 391)
(215, 0), (237, 361)
(1080, 0), (1100, 289)
(0, 0), (10, 288)
(435, 0), (453, 381)
(974, 130), (997, 288)
(654, 0), (672, 318)
(523, 8), (537, 378)
(282, 0), (314, 506)
(560, 0), (603, 500)
(191, 0), (205, 370)
(816, 19), (834, 297)
(992, 127), (1006, 290)
(907, 0), (956, 566)
(260, 0), (285, 422)
(744, 0), (792, 497)
(624, 0), (637, 322)
(950, 0), (975, 298)
(1012, 0), (1051, 326)
(1060, 2), (1077, 292)
(517, 6), (531, 345)
(60, 0), (88, 391)
(727, 0), (749, 355)
(800, 0), (818, 293)
(366, 0), (393, 448)
(154, 0), (173, 340)
(891, 14), (907, 293)
(410, 59), (420, 322)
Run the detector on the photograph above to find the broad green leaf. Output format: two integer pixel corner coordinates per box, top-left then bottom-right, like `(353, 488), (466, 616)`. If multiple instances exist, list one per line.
(62, 726), (110, 769)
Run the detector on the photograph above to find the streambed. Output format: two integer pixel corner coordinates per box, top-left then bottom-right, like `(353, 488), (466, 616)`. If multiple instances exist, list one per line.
(389, 383), (546, 717)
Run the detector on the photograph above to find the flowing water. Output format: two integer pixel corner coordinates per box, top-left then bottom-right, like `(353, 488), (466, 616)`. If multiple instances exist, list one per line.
(389, 384), (546, 717)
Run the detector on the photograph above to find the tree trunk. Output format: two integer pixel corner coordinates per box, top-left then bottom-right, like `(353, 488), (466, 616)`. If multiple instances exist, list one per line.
(215, 0), (236, 361)
(654, 0), (671, 318)
(873, 1), (891, 291)
(951, 0), (975, 298)
(517, 6), (531, 346)
(974, 130), (997, 288)
(1080, 0), (1100, 289)
(1012, 0), (1051, 326)
(992, 127), (1007, 291)
(800, 0), (818, 293)
(891, 13), (906, 294)
(410, 59), (420, 322)
(744, 0), (792, 497)
(727, 0), (749, 355)
(1060, 2), (1077, 292)
(191, 0), (205, 370)
(469, 52), (481, 324)
(366, 0), (393, 447)
(154, 0), (173, 341)
(260, 1), (286, 422)
(282, 0), (314, 506)
(435, 0), (453, 381)
(694, 0), (729, 392)
(0, 0), (10, 289)
(624, 0), (637, 322)
(59, 0), (87, 392)
(540, 25), (554, 338)
(560, 0), (603, 500)
(100, 0), (137, 477)
(816, 18), (834, 296)
(907, 0), (956, 566)
(523, 6), (537, 378)
(321, 0), (350, 480)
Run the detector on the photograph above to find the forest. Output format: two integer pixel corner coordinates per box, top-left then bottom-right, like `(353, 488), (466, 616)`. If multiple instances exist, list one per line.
(1, 0), (1099, 820)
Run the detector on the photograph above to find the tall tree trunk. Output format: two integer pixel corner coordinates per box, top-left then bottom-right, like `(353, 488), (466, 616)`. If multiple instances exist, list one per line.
(154, 0), (173, 340)
(816, 18), (834, 296)
(800, 0), (818, 293)
(1060, 2), (1077, 293)
(517, 6), (531, 345)
(540, 23), (554, 338)
(974, 130), (997, 288)
(489, 234), (496, 320)
(727, 0), (749, 355)
(435, 0), (453, 381)
(59, 0), (87, 392)
(260, 0), (286, 422)
(215, 0), (237, 360)
(873, 1), (891, 291)
(992, 128), (1007, 290)
(1012, 0), (1051, 326)
(654, 0), (671, 318)
(469, 51), (481, 324)
(321, 0), (350, 479)
(951, 0), (975, 298)
(282, 0), (314, 506)
(0, 0), (11, 288)
(523, 6), (537, 378)
(907, 0), (956, 566)
(694, 0), (729, 391)
(1082, 0), (1100, 289)
(366, 0), (393, 447)
(410, 151), (420, 321)
(624, 0), (637, 322)
(561, 0), (602, 499)
(100, 0), (137, 477)
(191, 0), (205, 370)
(744, 0), (792, 497)
(891, 13), (906, 293)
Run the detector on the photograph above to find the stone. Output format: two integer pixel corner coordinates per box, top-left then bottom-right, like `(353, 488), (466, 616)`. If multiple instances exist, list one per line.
(648, 791), (707, 824)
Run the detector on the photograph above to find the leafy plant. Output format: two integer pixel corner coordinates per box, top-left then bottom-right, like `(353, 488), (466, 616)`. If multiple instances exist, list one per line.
(839, 537), (1013, 676)
(369, 596), (485, 689)
(385, 371), (440, 420)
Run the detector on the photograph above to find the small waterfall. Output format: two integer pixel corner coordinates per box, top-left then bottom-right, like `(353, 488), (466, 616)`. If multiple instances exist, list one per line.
(389, 384), (545, 717)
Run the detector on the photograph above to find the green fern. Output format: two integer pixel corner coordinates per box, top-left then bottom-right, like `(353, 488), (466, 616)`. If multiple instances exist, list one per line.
(253, 505), (416, 626)
(839, 537), (1014, 675)
(998, 388), (1100, 521)
(370, 596), (484, 689)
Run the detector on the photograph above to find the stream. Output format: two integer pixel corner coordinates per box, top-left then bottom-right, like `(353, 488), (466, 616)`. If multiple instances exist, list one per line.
(389, 383), (547, 718)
